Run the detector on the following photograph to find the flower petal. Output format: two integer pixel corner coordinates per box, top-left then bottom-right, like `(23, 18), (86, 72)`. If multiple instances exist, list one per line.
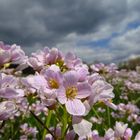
(0, 88), (24, 99)
(90, 80), (114, 104)
(73, 119), (92, 137)
(65, 99), (85, 116)
(64, 71), (78, 88)
(1, 74), (17, 88)
(135, 131), (140, 140)
(77, 82), (91, 99)
(57, 87), (67, 104)
(0, 101), (16, 120)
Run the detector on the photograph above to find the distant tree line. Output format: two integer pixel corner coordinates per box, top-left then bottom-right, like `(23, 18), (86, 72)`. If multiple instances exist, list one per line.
(118, 57), (140, 70)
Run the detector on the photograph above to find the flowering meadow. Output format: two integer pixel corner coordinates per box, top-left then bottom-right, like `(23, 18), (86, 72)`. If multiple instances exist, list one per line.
(0, 41), (140, 140)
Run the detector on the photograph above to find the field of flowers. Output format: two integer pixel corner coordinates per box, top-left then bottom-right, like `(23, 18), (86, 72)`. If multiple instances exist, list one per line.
(0, 41), (140, 140)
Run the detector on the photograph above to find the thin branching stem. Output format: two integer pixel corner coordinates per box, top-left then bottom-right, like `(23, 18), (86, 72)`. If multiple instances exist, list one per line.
(30, 111), (56, 139)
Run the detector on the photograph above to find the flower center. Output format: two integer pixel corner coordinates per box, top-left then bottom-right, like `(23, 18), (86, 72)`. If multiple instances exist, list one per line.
(55, 60), (68, 73)
(66, 86), (77, 100)
(48, 79), (59, 89)
(4, 63), (11, 68)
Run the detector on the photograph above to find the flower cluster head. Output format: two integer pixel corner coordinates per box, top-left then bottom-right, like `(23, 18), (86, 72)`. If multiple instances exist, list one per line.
(0, 41), (139, 139)
(104, 121), (133, 140)
(0, 42), (28, 70)
(57, 70), (91, 116)
(20, 123), (38, 139)
(0, 101), (16, 120)
(90, 63), (118, 74)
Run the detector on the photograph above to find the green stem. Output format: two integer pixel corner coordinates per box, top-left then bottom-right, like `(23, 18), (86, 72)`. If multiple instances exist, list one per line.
(92, 107), (100, 119)
(61, 107), (69, 140)
(107, 107), (111, 127)
(30, 111), (56, 139)
(134, 97), (140, 104)
(0, 121), (5, 129)
(64, 122), (71, 137)
(42, 110), (53, 140)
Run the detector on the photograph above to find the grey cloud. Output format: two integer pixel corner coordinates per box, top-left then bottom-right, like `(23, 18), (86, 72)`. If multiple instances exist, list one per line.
(0, 0), (140, 63)
(0, 0), (128, 46)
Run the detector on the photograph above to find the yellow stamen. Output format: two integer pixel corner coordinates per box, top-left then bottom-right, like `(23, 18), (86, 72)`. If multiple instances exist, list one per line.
(55, 59), (68, 73)
(48, 79), (59, 89)
(55, 59), (64, 67)
(4, 63), (11, 68)
(108, 99), (112, 103)
(66, 86), (77, 100)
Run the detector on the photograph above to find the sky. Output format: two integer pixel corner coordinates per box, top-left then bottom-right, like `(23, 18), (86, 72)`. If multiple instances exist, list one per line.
(0, 0), (140, 64)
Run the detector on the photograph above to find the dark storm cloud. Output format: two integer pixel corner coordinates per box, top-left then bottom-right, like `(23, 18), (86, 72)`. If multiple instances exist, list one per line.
(0, 0), (127, 47)
(1, 0), (140, 63)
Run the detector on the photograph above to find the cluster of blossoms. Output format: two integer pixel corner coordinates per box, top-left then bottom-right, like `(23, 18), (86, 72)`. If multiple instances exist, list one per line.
(0, 41), (140, 139)
(90, 63), (140, 139)
(20, 123), (38, 140)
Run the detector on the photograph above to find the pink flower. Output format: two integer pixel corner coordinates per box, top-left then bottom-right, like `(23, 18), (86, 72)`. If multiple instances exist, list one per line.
(105, 122), (132, 140)
(39, 88), (57, 107)
(41, 65), (63, 89)
(87, 73), (104, 85)
(0, 42), (28, 69)
(124, 128), (133, 140)
(20, 123), (38, 138)
(74, 64), (89, 81)
(28, 50), (45, 70)
(0, 101), (17, 120)
(0, 42), (11, 66)
(105, 128), (114, 140)
(90, 63), (106, 72)
(0, 88), (24, 99)
(28, 47), (64, 71)
(10, 44), (28, 64)
(21, 74), (47, 93)
(57, 71), (91, 116)
(45, 127), (76, 140)
(114, 122), (129, 138)
(72, 117), (92, 138)
(0, 73), (24, 98)
(44, 47), (63, 65)
(89, 79), (114, 106)
(135, 131), (140, 140)
(64, 52), (81, 69)
(39, 65), (63, 106)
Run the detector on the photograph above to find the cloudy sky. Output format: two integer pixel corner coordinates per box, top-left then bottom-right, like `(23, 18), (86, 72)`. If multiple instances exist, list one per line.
(0, 0), (140, 63)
